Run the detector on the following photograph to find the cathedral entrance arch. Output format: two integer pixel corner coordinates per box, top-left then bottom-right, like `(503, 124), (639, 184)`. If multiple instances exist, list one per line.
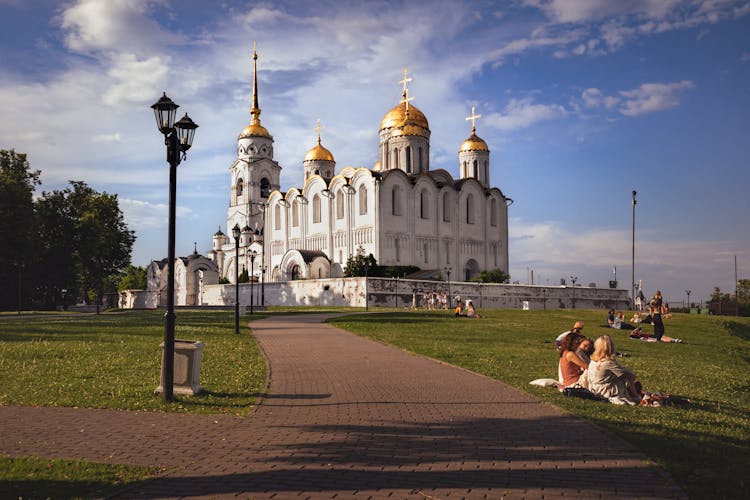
(464, 259), (479, 281)
(279, 249), (331, 281)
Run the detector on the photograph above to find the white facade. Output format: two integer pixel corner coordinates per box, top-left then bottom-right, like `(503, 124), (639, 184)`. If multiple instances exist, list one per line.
(208, 51), (510, 284)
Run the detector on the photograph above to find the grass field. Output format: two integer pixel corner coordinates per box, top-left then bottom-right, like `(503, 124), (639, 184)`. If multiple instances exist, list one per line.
(0, 455), (161, 499)
(1, 307), (747, 499)
(0, 310), (266, 413)
(328, 308), (750, 500)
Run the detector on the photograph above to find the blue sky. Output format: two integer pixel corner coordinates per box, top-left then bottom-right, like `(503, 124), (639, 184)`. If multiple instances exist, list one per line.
(1, 0), (749, 305)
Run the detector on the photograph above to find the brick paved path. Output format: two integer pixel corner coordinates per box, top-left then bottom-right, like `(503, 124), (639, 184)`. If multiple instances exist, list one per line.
(0, 314), (684, 499)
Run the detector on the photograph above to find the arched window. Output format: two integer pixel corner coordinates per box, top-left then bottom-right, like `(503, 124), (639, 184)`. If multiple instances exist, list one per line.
(292, 200), (299, 227)
(466, 194), (475, 224)
(392, 186), (401, 216)
(260, 178), (270, 198)
(359, 185), (368, 215)
(406, 146), (412, 174)
(490, 198), (498, 226)
(274, 204), (281, 230)
(236, 178), (244, 198)
(472, 159), (478, 178)
(442, 192), (450, 222)
(392, 148), (398, 169)
(313, 194), (321, 223)
(336, 189), (344, 219)
(420, 190), (428, 219)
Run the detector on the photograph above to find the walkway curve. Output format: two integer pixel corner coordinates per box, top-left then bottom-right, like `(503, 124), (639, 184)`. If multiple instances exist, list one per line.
(0, 313), (684, 499)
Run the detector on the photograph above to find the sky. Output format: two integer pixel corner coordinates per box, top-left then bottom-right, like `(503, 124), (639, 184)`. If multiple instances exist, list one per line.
(1, 0), (749, 305)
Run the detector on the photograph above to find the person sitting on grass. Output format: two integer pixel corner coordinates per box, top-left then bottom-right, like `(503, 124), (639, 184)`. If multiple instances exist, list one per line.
(576, 337), (594, 365)
(555, 321), (584, 351)
(559, 332), (589, 388)
(606, 309), (616, 327)
(613, 312), (643, 333)
(586, 335), (643, 405)
(454, 301), (465, 317)
(464, 299), (481, 318)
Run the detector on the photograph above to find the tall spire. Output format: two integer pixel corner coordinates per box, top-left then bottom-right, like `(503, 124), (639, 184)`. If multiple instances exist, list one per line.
(314, 118), (324, 144)
(250, 41), (261, 125)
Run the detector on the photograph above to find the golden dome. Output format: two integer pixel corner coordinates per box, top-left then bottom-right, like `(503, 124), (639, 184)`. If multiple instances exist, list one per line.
(304, 141), (334, 162)
(238, 121), (272, 139)
(373, 160), (382, 171)
(390, 123), (430, 138)
(459, 132), (489, 152)
(380, 101), (429, 130)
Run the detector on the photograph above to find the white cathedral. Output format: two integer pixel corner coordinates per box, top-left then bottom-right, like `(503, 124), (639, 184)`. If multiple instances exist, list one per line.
(205, 48), (510, 287)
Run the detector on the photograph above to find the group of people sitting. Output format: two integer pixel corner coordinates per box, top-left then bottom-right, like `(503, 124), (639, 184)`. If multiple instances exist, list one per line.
(606, 291), (682, 343)
(555, 322), (646, 405)
(454, 299), (481, 318)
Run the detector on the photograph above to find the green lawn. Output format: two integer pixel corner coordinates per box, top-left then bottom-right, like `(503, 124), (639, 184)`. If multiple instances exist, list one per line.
(0, 455), (161, 500)
(328, 308), (750, 500)
(0, 309), (266, 414)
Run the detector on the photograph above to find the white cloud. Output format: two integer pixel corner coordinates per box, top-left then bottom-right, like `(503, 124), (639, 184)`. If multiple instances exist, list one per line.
(618, 81), (694, 116)
(741, 52), (750, 61)
(60, 0), (181, 56)
(119, 198), (196, 231)
(103, 53), (169, 106)
(508, 216), (746, 302)
(581, 88), (619, 109)
(484, 98), (567, 131)
(92, 133), (122, 143)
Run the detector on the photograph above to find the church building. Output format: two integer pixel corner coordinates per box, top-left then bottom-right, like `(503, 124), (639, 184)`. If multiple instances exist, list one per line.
(207, 47), (511, 285)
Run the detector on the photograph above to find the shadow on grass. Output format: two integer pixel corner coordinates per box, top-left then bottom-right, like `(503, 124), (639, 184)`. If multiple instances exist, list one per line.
(1, 479), (123, 500)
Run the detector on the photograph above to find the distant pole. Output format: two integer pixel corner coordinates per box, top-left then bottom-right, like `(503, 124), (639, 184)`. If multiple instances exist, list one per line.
(364, 258), (369, 311)
(631, 190), (637, 310)
(686, 289), (691, 310)
(735, 255), (739, 316)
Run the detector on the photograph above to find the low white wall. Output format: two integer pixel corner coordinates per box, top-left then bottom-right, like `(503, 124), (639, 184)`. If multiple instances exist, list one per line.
(198, 278), (628, 311)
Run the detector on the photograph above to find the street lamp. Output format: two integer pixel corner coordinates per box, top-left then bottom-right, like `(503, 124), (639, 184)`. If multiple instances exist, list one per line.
(364, 257), (369, 311)
(685, 289), (691, 311)
(631, 190), (637, 310)
(151, 92), (198, 402)
(250, 250), (257, 314)
(444, 266), (452, 309)
(261, 265), (267, 307)
(232, 223), (241, 335)
(570, 275), (578, 309)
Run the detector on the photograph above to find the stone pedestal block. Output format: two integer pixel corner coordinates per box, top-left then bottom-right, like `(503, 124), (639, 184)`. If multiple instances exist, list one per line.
(156, 340), (205, 395)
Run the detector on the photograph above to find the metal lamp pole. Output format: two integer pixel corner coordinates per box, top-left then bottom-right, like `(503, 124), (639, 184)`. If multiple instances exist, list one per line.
(250, 251), (257, 314)
(444, 266), (452, 309)
(232, 224), (241, 334)
(150, 92), (198, 402)
(631, 190), (637, 310)
(686, 289), (691, 311)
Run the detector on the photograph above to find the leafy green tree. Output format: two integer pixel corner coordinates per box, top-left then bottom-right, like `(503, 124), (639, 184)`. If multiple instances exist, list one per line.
(709, 287), (730, 303)
(36, 181), (135, 309)
(470, 268), (510, 284)
(118, 265), (147, 291)
(0, 150), (39, 309)
(344, 247), (378, 277)
(238, 268), (250, 283)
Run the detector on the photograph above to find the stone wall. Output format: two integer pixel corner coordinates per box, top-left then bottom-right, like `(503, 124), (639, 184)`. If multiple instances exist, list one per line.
(194, 278), (629, 311)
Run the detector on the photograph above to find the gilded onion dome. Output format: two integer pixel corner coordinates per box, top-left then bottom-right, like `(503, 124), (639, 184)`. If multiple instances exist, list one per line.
(380, 100), (429, 131)
(459, 130), (489, 152)
(390, 121), (430, 138)
(304, 139), (335, 162)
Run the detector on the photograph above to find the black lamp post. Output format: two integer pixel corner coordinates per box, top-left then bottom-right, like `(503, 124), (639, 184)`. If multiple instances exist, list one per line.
(250, 251), (257, 314)
(232, 223), (241, 334)
(150, 92), (198, 402)
(364, 257), (369, 311)
(570, 275), (578, 309)
(631, 190), (637, 310)
(685, 289), (691, 310)
(261, 265), (266, 307)
(444, 266), (452, 309)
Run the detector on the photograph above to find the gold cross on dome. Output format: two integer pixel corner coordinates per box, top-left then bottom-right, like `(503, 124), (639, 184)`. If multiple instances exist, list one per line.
(314, 118), (324, 143)
(252, 40), (257, 59)
(466, 106), (481, 132)
(399, 67), (412, 95)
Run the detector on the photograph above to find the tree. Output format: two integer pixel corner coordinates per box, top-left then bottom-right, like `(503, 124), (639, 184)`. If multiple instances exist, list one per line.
(36, 181), (135, 310)
(118, 265), (147, 291)
(709, 287), (730, 303)
(470, 268), (510, 284)
(344, 247), (378, 277)
(0, 150), (39, 310)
